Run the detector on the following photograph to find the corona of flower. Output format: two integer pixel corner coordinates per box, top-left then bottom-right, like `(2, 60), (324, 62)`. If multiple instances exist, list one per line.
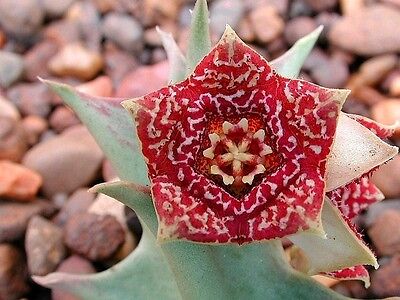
(123, 27), (349, 244)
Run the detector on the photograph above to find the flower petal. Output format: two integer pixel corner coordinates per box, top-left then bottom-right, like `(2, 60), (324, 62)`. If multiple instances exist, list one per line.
(289, 198), (377, 274)
(323, 265), (370, 288)
(327, 177), (384, 219)
(347, 113), (399, 139)
(325, 113), (398, 192)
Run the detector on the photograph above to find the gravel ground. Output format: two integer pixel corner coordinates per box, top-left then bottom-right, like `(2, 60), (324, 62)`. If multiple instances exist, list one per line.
(0, 0), (399, 299)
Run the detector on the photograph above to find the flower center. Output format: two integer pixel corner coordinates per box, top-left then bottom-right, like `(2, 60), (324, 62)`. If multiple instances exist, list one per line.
(203, 118), (272, 186)
(195, 115), (281, 197)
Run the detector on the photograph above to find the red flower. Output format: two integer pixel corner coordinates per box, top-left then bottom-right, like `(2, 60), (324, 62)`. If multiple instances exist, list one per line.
(123, 28), (347, 244)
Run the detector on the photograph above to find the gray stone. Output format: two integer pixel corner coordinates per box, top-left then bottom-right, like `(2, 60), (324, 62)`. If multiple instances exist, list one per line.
(0, 0), (43, 38)
(39, 0), (76, 17)
(102, 13), (143, 52)
(0, 51), (24, 88)
(25, 216), (65, 276)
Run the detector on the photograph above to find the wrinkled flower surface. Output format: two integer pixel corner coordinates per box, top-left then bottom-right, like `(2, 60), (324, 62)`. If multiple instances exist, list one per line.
(124, 28), (347, 244)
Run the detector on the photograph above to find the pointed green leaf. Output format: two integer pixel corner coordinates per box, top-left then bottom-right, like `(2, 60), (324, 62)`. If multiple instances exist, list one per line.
(271, 26), (323, 78)
(90, 181), (157, 234)
(289, 198), (378, 274)
(41, 80), (149, 185)
(34, 226), (181, 300)
(186, 0), (211, 72)
(156, 27), (188, 84)
(34, 181), (181, 300)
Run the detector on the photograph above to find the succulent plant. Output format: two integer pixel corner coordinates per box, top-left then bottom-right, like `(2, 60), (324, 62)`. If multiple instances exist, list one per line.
(34, 1), (398, 299)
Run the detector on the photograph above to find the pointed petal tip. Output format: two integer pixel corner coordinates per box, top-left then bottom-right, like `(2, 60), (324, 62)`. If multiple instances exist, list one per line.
(221, 24), (238, 41)
(363, 276), (371, 288)
(331, 88), (351, 107)
(121, 99), (141, 117)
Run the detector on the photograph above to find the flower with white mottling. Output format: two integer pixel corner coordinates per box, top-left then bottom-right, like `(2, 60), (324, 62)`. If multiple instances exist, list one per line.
(123, 27), (351, 244)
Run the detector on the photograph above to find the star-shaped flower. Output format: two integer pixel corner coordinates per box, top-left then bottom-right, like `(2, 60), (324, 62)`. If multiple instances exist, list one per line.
(123, 26), (348, 244)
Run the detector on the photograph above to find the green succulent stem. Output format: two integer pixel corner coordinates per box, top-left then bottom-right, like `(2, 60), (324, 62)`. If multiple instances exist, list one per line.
(94, 181), (348, 300)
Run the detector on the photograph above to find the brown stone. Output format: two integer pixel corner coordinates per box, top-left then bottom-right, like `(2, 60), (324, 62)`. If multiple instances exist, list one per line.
(372, 156), (400, 198)
(310, 57), (349, 88)
(54, 188), (95, 227)
(143, 0), (183, 24)
(237, 17), (255, 43)
(44, 20), (81, 47)
(66, 1), (102, 52)
(104, 44), (137, 85)
(371, 255), (400, 297)
(0, 30), (5, 48)
(368, 210), (400, 256)
(23, 126), (103, 197)
(49, 106), (80, 133)
(52, 255), (95, 300)
(49, 43), (103, 80)
(21, 115), (48, 146)
(388, 73), (400, 97)
(116, 61), (168, 98)
(371, 99), (400, 127)
(64, 212), (125, 261)
(7, 82), (53, 117)
(0, 199), (56, 242)
(358, 54), (398, 87)
(102, 159), (117, 182)
(305, 0), (337, 11)
(249, 5), (284, 44)
(23, 40), (58, 82)
(284, 16), (317, 45)
(76, 76), (113, 98)
(0, 117), (28, 162)
(0, 95), (20, 121)
(339, 0), (365, 15)
(329, 5), (400, 55)
(0, 160), (42, 201)
(350, 85), (386, 106)
(0, 244), (29, 299)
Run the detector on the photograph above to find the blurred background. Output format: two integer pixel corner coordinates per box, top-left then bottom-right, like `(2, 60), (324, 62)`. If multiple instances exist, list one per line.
(0, 0), (399, 299)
